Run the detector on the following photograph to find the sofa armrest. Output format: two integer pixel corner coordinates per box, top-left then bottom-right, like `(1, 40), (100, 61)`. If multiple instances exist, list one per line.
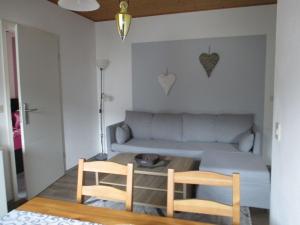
(106, 121), (124, 157)
(252, 125), (262, 155)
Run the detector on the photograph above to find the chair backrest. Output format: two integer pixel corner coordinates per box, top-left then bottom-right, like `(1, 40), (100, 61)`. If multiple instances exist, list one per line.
(76, 159), (133, 211)
(167, 170), (240, 225)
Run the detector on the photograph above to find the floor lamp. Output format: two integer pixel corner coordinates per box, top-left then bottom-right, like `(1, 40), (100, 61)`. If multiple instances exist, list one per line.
(96, 59), (109, 161)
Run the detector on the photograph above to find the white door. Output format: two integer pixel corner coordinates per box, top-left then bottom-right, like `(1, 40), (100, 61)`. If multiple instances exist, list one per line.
(15, 24), (65, 199)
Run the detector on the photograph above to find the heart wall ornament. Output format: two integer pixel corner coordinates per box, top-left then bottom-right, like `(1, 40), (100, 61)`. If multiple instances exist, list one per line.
(158, 72), (176, 96)
(199, 52), (220, 78)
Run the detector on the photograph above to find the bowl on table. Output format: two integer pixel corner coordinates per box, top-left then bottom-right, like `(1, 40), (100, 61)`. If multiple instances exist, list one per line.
(134, 153), (160, 167)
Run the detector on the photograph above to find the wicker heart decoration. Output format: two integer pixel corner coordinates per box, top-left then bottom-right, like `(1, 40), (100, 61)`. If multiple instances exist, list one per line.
(158, 73), (176, 96)
(199, 53), (220, 77)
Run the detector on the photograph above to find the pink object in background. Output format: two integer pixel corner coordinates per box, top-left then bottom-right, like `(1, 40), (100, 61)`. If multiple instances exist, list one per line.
(13, 129), (22, 151)
(13, 111), (21, 129)
(12, 112), (22, 150)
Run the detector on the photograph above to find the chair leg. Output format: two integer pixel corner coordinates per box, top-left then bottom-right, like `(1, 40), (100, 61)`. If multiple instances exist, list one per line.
(232, 173), (241, 225)
(167, 169), (175, 217)
(76, 159), (85, 204)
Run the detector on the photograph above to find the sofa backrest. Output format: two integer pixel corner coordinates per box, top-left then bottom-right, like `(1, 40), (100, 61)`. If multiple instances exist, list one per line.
(151, 113), (182, 141)
(125, 111), (153, 139)
(182, 113), (253, 143)
(182, 114), (217, 142)
(215, 114), (254, 143)
(125, 111), (254, 143)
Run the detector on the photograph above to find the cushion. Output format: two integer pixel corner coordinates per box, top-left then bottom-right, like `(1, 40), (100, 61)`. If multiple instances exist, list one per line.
(125, 111), (153, 139)
(151, 113), (182, 141)
(111, 138), (238, 158)
(115, 124), (131, 144)
(238, 132), (254, 152)
(182, 114), (216, 142)
(215, 114), (254, 143)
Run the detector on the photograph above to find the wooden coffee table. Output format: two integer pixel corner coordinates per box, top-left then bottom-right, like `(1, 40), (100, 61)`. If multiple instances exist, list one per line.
(98, 153), (199, 209)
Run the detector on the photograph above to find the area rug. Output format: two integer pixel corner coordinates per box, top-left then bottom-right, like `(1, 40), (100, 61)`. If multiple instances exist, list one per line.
(85, 198), (252, 225)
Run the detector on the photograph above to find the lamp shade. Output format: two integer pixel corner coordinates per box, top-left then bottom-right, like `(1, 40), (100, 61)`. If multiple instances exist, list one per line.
(115, 1), (132, 41)
(97, 59), (110, 70)
(58, 0), (100, 12)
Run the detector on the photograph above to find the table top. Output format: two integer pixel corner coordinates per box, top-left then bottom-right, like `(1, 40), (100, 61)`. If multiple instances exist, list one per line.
(18, 197), (213, 225)
(110, 153), (199, 176)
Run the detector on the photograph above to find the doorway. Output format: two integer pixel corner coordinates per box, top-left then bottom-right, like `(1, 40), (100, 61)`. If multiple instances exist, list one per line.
(4, 25), (27, 200)
(1, 20), (66, 201)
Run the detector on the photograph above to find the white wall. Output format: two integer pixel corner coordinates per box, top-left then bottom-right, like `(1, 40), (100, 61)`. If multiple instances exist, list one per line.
(132, 36), (266, 133)
(0, 0), (99, 200)
(270, 0), (300, 224)
(95, 5), (277, 163)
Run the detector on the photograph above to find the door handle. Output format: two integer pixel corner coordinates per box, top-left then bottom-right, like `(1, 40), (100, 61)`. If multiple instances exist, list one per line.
(23, 103), (39, 125)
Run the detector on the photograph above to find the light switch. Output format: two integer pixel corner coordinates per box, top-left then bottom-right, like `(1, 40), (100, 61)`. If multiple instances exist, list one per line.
(275, 122), (281, 141)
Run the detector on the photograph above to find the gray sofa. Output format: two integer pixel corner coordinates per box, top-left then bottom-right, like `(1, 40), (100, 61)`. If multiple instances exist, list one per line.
(106, 111), (270, 209)
(107, 111), (261, 159)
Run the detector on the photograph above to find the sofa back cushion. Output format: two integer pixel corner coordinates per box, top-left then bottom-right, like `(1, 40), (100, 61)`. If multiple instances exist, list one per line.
(151, 113), (182, 141)
(215, 114), (254, 143)
(125, 111), (153, 139)
(125, 111), (254, 144)
(182, 114), (217, 142)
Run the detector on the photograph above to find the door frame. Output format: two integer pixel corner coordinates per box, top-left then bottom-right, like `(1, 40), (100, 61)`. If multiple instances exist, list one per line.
(0, 19), (19, 201)
(0, 19), (66, 201)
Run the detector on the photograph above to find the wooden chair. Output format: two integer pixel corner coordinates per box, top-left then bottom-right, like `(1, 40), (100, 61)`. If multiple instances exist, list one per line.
(76, 159), (134, 211)
(167, 170), (240, 225)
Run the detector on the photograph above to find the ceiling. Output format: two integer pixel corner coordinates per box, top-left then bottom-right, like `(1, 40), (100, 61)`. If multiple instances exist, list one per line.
(48, 0), (277, 22)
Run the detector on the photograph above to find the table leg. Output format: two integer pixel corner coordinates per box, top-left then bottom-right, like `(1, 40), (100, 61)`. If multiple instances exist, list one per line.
(183, 184), (192, 199)
(95, 173), (99, 185)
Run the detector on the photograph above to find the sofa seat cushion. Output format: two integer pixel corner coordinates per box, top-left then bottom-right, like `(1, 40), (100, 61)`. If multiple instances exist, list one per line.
(199, 151), (270, 184)
(111, 139), (238, 158)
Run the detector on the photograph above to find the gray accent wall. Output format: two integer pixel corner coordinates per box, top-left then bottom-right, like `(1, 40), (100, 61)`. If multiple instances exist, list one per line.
(132, 35), (266, 130)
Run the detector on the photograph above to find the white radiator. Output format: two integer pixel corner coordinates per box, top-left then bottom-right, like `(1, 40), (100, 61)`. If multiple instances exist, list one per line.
(0, 149), (8, 216)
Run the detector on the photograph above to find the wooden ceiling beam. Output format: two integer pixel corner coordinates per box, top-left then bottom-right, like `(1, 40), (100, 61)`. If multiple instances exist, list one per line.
(48, 0), (277, 22)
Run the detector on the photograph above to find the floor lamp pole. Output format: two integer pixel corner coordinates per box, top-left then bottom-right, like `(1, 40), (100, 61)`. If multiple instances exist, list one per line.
(96, 67), (107, 161)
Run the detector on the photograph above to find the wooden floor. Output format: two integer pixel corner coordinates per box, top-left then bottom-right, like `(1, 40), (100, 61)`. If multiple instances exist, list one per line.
(37, 165), (269, 225)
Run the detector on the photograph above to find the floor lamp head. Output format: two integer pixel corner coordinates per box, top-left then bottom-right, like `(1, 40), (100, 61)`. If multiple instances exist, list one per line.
(97, 59), (110, 70)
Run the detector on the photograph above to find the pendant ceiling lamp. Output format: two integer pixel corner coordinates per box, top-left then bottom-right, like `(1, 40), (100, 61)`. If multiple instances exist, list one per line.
(115, 1), (132, 41)
(58, 0), (100, 12)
